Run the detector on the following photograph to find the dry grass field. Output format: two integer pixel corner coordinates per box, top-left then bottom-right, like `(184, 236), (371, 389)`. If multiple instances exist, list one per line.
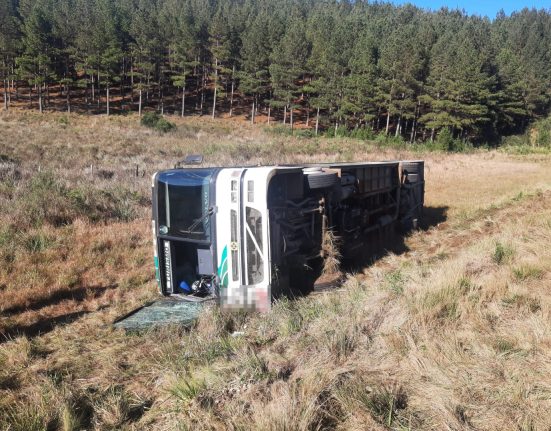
(0, 110), (550, 430)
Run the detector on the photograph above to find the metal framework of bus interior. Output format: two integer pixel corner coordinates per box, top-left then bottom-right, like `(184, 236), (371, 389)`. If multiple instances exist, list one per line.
(152, 161), (424, 312)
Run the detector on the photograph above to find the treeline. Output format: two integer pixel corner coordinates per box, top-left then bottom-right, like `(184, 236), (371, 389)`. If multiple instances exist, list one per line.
(1, 0), (551, 143)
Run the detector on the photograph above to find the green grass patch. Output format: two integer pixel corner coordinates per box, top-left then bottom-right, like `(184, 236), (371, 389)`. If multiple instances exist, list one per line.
(492, 242), (514, 265)
(512, 265), (544, 281)
(384, 269), (405, 295)
(502, 294), (541, 312)
(170, 377), (207, 403)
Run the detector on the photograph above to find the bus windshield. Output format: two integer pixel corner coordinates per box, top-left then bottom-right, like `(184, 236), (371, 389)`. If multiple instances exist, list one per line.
(157, 169), (214, 241)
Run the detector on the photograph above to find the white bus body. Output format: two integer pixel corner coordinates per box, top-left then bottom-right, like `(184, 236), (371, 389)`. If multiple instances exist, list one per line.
(152, 161), (424, 311)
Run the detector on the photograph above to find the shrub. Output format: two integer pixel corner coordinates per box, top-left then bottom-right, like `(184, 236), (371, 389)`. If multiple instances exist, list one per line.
(532, 117), (551, 147)
(294, 128), (314, 138)
(349, 126), (375, 140)
(140, 112), (175, 133)
(433, 128), (473, 152)
(58, 115), (69, 126)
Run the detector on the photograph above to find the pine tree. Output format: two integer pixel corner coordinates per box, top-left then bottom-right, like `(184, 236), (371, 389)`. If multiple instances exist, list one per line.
(0, 0), (20, 110)
(128, 0), (162, 115)
(377, 18), (425, 137)
(269, 14), (309, 128)
(51, 0), (79, 112)
(16, 1), (57, 113)
(420, 18), (496, 140)
(208, 6), (233, 119)
(239, 11), (272, 123)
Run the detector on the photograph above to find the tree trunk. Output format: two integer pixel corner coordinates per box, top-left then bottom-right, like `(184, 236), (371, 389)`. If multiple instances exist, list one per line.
(283, 105), (287, 125)
(97, 69), (100, 107)
(84, 76), (89, 109)
(315, 107), (320, 135)
(139, 89), (142, 116)
(106, 84), (110, 115)
(395, 115), (401, 137)
(385, 109), (391, 135)
(181, 83), (185, 117)
(9, 65), (15, 102)
(130, 62), (134, 103)
(200, 66), (205, 114)
(66, 83), (70, 113)
(306, 108), (309, 127)
(91, 73), (95, 102)
(267, 106), (271, 125)
(334, 120), (338, 137)
(121, 56), (125, 106)
(3, 79), (7, 111)
(212, 58), (218, 119)
(158, 79), (162, 113)
(251, 101), (255, 125)
(38, 86), (43, 113)
(229, 65), (235, 117)
(430, 128), (435, 142)
(410, 103), (418, 143)
(290, 106), (294, 130)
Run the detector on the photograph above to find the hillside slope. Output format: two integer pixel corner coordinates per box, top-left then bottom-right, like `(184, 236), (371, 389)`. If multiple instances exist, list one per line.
(0, 111), (550, 430)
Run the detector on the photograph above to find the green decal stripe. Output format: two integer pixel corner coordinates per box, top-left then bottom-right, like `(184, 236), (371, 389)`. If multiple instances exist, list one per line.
(217, 246), (229, 288)
(154, 256), (161, 288)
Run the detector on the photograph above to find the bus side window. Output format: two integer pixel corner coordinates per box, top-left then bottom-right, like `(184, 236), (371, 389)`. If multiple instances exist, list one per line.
(245, 207), (263, 284)
(247, 180), (254, 202)
(231, 180), (237, 203)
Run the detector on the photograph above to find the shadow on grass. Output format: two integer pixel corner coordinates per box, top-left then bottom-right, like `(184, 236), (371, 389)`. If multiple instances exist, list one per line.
(2, 284), (118, 316)
(286, 205), (448, 296)
(0, 284), (118, 342)
(345, 205), (448, 271)
(1, 310), (90, 341)
(419, 206), (448, 231)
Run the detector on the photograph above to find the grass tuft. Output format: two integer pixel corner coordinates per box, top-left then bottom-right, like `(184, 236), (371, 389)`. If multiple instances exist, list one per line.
(512, 265), (544, 281)
(493, 241), (514, 264)
(170, 376), (207, 403)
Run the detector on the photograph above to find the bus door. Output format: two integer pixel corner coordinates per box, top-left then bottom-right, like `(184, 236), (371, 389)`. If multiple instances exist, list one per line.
(240, 169), (272, 311)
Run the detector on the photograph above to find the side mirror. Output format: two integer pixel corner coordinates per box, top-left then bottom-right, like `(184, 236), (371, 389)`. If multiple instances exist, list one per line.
(175, 154), (204, 168)
(184, 154), (203, 165)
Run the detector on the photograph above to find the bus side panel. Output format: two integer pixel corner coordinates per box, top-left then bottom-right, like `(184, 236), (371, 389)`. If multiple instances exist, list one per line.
(216, 169), (246, 307)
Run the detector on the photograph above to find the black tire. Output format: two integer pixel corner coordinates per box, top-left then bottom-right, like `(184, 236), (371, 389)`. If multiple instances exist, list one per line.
(305, 171), (339, 189)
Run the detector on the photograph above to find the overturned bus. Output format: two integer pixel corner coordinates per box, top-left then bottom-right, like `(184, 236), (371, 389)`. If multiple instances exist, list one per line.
(151, 160), (424, 312)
